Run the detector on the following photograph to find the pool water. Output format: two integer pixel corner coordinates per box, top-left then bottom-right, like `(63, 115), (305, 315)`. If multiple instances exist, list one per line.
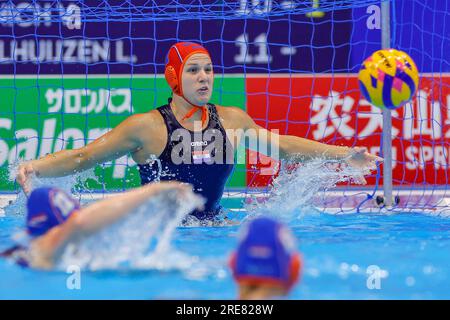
(1, 200), (449, 300)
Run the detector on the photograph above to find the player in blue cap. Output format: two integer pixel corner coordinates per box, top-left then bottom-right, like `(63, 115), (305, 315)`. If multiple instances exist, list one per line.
(229, 217), (302, 299)
(0, 182), (199, 269)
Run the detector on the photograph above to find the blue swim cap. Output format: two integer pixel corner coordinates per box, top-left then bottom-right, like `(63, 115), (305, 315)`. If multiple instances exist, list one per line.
(26, 187), (80, 237)
(230, 217), (302, 288)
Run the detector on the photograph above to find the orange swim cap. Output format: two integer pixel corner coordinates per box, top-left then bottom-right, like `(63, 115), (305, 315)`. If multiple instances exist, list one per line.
(165, 42), (211, 96)
(165, 42), (211, 126)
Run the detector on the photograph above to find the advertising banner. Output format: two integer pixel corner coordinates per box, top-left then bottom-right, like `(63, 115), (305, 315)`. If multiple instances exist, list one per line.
(0, 76), (246, 190)
(246, 74), (450, 187)
(0, 1), (351, 74)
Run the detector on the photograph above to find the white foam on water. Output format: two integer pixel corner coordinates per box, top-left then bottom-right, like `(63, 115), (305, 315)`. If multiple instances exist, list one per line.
(3, 161), (229, 277)
(56, 189), (205, 272)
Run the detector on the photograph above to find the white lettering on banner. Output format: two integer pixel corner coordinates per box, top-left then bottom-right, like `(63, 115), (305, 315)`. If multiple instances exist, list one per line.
(116, 40), (138, 63)
(111, 155), (137, 179)
(369, 146), (397, 169)
(405, 146), (450, 170)
(94, 40), (109, 61)
(65, 90), (81, 113)
(53, 128), (85, 152)
(0, 118), (137, 177)
(104, 88), (133, 113)
(60, 40), (77, 63)
(444, 95), (450, 138)
(310, 91), (355, 140)
(309, 90), (449, 141)
(235, 0), (319, 16)
(46, 89), (63, 113)
(0, 40), (136, 64)
(0, 2), (81, 29)
(403, 90), (442, 139)
(357, 101), (399, 138)
(46, 88), (133, 114)
(39, 118), (57, 157)
(236, 0), (272, 16)
(234, 33), (273, 64)
(434, 146), (448, 169)
(8, 129), (38, 164)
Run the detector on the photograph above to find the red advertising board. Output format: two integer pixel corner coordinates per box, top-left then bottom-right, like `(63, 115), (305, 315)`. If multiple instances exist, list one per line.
(246, 74), (450, 187)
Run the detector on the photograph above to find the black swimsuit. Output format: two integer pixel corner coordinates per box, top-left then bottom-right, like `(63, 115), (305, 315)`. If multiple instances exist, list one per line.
(137, 101), (235, 220)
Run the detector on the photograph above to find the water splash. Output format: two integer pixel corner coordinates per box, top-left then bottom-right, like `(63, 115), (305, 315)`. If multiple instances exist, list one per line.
(244, 157), (450, 219)
(245, 158), (370, 220)
(5, 160), (99, 216)
(5, 160), (225, 277)
(56, 189), (205, 272)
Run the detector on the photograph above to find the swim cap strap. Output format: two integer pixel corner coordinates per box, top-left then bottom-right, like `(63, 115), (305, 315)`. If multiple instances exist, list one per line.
(181, 105), (208, 126)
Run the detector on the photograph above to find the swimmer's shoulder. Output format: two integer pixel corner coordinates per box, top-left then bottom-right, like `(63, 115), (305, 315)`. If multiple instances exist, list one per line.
(121, 110), (166, 135)
(214, 105), (250, 130)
